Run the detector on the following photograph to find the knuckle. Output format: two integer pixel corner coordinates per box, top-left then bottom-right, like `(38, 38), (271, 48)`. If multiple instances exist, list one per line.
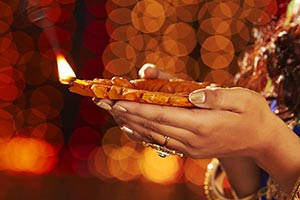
(155, 112), (166, 123)
(210, 89), (225, 109)
(142, 120), (157, 132)
(140, 130), (154, 141)
(140, 129), (157, 143)
(195, 123), (214, 136)
(147, 131), (157, 142)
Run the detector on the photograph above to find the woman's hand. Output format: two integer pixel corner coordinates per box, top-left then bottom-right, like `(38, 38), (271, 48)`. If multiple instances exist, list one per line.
(93, 63), (300, 194)
(111, 85), (300, 193)
(110, 85), (300, 194)
(110, 87), (277, 158)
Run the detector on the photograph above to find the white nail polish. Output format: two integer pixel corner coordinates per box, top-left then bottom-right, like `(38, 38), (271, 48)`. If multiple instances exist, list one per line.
(120, 126), (134, 135)
(139, 63), (155, 78)
(189, 90), (206, 105)
(99, 102), (112, 110)
(93, 98), (112, 110)
(113, 105), (127, 112)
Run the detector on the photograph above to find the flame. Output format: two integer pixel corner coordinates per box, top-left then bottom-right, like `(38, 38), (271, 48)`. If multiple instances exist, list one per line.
(57, 54), (76, 84)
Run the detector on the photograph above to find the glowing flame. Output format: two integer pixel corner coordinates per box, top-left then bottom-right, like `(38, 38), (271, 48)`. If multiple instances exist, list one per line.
(57, 54), (76, 84)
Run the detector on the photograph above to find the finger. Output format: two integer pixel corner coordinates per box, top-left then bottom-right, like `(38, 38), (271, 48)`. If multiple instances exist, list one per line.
(114, 109), (236, 158)
(116, 111), (195, 144)
(119, 121), (180, 149)
(120, 126), (150, 142)
(118, 118), (188, 153)
(138, 63), (175, 80)
(111, 101), (224, 134)
(112, 102), (193, 130)
(188, 87), (266, 112)
(92, 98), (114, 110)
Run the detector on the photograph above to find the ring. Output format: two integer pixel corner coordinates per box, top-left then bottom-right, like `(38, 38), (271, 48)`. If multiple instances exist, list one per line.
(142, 141), (184, 158)
(162, 136), (170, 146)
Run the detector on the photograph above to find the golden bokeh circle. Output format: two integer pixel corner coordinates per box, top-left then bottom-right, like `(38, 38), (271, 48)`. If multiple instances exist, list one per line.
(162, 22), (197, 56)
(201, 35), (235, 69)
(131, 0), (166, 33)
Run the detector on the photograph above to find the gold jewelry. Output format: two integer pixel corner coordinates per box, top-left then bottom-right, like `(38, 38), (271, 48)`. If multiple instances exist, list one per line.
(162, 135), (170, 146)
(290, 175), (300, 200)
(142, 141), (183, 158)
(204, 158), (258, 200)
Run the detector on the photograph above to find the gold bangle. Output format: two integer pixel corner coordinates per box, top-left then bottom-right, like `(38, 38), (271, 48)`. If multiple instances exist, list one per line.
(290, 175), (300, 200)
(204, 158), (258, 200)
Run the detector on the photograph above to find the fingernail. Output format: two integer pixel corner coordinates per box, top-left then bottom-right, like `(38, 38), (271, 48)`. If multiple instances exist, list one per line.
(139, 63), (155, 78)
(92, 98), (112, 110)
(189, 90), (206, 105)
(113, 104), (127, 112)
(206, 83), (219, 90)
(120, 126), (134, 135)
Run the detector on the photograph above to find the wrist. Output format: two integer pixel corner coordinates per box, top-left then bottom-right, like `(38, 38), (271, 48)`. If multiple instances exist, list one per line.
(253, 115), (300, 194)
(218, 157), (261, 198)
(204, 158), (259, 200)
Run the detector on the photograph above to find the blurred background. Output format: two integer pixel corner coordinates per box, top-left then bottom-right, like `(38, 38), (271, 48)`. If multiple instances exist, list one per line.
(0, 0), (289, 199)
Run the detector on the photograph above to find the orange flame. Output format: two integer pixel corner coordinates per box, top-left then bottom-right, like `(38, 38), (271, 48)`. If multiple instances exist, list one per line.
(56, 54), (76, 84)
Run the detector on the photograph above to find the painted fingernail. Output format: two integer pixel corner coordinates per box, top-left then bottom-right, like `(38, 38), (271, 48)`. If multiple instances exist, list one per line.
(113, 104), (127, 112)
(189, 90), (206, 105)
(139, 63), (155, 78)
(92, 98), (112, 110)
(120, 126), (134, 135)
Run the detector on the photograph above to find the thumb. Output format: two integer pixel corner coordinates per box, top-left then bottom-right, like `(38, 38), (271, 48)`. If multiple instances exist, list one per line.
(138, 63), (175, 80)
(189, 87), (261, 112)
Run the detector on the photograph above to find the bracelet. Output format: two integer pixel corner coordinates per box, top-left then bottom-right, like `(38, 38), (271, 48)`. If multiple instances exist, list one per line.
(266, 178), (288, 200)
(290, 175), (300, 200)
(204, 158), (258, 200)
(204, 158), (299, 200)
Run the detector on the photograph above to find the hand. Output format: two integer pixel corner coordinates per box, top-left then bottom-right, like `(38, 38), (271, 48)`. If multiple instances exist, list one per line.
(111, 86), (300, 194)
(92, 63), (173, 110)
(110, 87), (279, 158)
(93, 64), (300, 194)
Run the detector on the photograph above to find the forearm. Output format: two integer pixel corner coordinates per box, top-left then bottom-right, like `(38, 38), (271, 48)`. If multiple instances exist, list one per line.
(219, 157), (261, 198)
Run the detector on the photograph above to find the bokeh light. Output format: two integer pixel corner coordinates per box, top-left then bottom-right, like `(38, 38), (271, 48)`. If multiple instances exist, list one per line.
(140, 148), (183, 184)
(183, 158), (211, 186)
(131, 0), (166, 33)
(69, 126), (101, 160)
(201, 35), (235, 69)
(0, 136), (57, 174)
(0, 0), (289, 199)
(0, 66), (24, 101)
(162, 22), (197, 56)
(0, 0), (72, 177)
(103, 0), (280, 80)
